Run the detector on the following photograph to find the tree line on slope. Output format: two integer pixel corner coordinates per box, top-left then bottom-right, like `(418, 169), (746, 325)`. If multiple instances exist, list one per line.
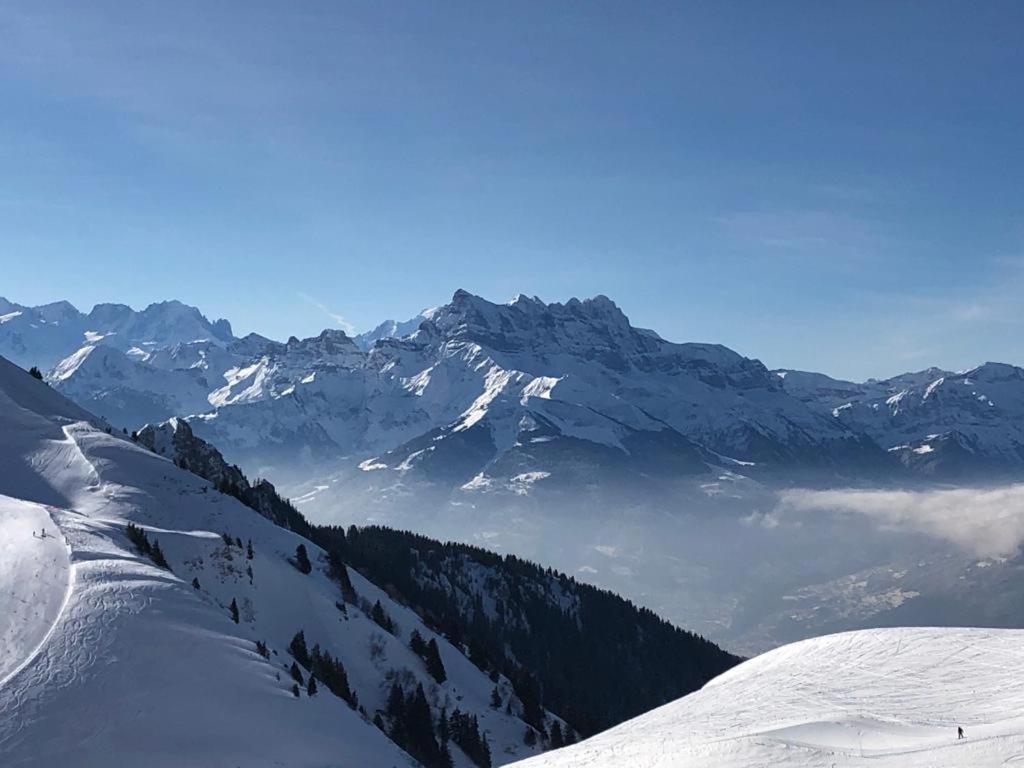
(141, 427), (740, 741)
(320, 524), (739, 737)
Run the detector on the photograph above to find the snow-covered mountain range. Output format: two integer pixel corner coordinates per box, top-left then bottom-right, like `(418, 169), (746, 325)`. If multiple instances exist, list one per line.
(14, 289), (1020, 492)
(775, 364), (1024, 477)
(0, 354), (733, 766)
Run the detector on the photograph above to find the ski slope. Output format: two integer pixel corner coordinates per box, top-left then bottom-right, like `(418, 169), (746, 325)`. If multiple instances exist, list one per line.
(0, 354), (551, 767)
(0, 499), (70, 688)
(512, 626), (1024, 768)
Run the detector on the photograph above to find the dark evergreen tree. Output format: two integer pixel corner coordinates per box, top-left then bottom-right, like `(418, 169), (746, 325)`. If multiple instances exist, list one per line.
(386, 682), (407, 745)
(294, 544), (312, 574)
(449, 709), (491, 768)
(438, 707), (450, 744)
(291, 683), (300, 698)
(407, 684), (442, 765)
(246, 539), (254, 559)
(125, 522), (151, 555)
(330, 551), (358, 602)
(409, 629), (426, 656)
(191, 577), (201, 590)
(307, 642), (356, 708)
(307, 676), (318, 696)
(288, 630), (310, 667)
(289, 661), (304, 685)
(490, 687), (502, 709)
(229, 598), (239, 624)
(550, 721), (564, 749)
(255, 640), (270, 659)
(28, 366), (43, 380)
(370, 600), (395, 633)
(524, 727), (537, 747)
(425, 638), (447, 684)
(149, 538), (170, 569)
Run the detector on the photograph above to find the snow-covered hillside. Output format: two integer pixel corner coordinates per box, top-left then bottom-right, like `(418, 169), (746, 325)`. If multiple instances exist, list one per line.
(512, 626), (1024, 768)
(0, 355), (568, 767)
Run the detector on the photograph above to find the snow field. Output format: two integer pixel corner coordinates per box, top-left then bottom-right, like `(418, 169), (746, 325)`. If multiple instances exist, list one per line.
(512, 626), (1024, 768)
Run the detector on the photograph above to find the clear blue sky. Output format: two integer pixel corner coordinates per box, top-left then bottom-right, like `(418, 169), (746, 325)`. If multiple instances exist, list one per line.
(2, 1), (1022, 380)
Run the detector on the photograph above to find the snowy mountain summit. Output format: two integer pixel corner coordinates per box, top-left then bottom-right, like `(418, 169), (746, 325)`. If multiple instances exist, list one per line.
(10, 291), (910, 493)
(11, 290), (1024, 487)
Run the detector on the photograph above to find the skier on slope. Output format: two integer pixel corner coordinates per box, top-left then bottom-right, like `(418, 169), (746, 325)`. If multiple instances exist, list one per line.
(957, 726), (965, 740)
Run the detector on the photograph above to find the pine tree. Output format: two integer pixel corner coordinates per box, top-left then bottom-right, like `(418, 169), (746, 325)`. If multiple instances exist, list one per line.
(386, 683), (405, 720)
(291, 683), (300, 698)
(246, 539), (254, 559)
(289, 661), (304, 685)
(289, 630), (310, 668)
(438, 707), (450, 743)
(524, 727), (537, 747)
(307, 676), (318, 696)
(439, 740), (454, 768)
(490, 686), (502, 709)
(28, 366), (43, 380)
(294, 544), (312, 574)
(229, 598), (239, 624)
(409, 629), (426, 656)
(425, 638), (447, 683)
(370, 600), (395, 633)
(550, 721), (564, 749)
(150, 538), (170, 569)
(125, 522), (152, 555)
(191, 577), (201, 590)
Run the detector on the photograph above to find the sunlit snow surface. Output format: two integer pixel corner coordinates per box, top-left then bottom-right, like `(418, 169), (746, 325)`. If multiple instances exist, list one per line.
(513, 627), (1024, 768)
(0, 356), (550, 767)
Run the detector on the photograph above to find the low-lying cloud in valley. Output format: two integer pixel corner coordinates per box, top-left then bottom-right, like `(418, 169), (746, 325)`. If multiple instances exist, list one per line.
(778, 484), (1024, 559)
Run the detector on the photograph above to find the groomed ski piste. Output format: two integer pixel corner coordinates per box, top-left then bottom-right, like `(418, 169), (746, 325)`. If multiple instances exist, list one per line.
(512, 626), (1024, 768)
(0, 354), (554, 767)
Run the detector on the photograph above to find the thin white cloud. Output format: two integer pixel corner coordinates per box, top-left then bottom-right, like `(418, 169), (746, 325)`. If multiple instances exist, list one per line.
(778, 485), (1024, 559)
(297, 292), (356, 335)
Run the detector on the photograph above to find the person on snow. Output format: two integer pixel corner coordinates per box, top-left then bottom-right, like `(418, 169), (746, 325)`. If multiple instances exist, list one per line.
(957, 726), (965, 740)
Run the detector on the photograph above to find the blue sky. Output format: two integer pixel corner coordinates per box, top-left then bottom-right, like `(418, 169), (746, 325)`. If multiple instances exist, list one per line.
(1, 1), (1022, 380)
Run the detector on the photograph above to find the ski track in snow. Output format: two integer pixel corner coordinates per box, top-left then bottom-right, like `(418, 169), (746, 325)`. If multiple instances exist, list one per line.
(0, 500), (73, 691)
